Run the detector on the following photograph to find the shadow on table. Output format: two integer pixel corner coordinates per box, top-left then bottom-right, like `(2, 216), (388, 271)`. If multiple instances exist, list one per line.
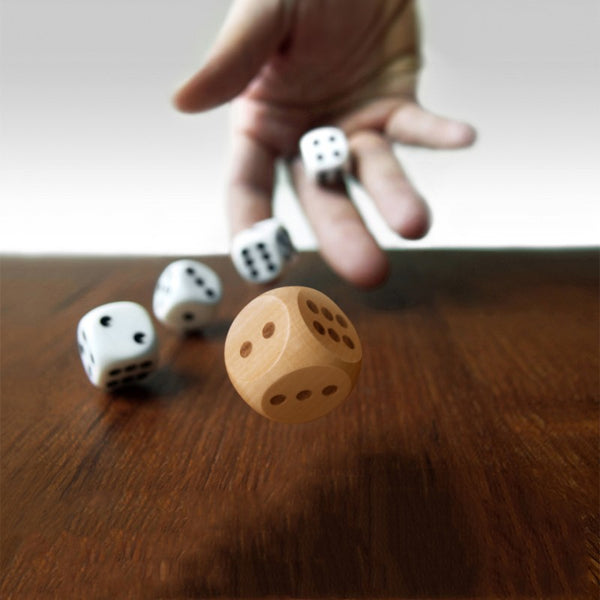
(165, 453), (478, 598)
(285, 249), (600, 313)
(158, 441), (588, 598)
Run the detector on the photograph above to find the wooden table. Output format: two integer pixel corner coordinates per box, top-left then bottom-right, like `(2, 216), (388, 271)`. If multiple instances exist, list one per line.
(1, 250), (598, 599)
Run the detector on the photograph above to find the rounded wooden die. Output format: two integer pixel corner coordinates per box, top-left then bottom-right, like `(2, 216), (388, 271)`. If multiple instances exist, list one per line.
(224, 286), (362, 423)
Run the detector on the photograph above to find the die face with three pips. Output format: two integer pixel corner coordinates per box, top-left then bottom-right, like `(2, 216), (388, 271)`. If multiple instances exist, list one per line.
(153, 259), (222, 333)
(224, 286), (362, 423)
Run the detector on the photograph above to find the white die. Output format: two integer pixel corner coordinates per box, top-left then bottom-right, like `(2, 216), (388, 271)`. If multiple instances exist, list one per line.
(153, 259), (222, 333)
(231, 218), (295, 284)
(77, 301), (159, 390)
(299, 126), (350, 184)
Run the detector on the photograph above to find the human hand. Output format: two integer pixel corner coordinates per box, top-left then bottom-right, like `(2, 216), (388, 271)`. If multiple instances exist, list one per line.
(175, 0), (476, 288)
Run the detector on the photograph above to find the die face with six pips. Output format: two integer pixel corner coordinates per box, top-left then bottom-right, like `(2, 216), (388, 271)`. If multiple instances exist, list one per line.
(231, 218), (296, 284)
(224, 286), (362, 424)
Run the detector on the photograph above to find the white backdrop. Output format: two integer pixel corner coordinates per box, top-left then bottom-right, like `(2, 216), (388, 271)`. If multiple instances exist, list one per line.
(1, 0), (598, 255)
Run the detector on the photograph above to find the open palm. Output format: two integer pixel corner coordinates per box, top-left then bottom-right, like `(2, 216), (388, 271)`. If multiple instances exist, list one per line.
(175, 0), (475, 287)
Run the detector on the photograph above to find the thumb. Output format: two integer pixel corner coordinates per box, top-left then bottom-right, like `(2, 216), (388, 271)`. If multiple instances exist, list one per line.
(174, 0), (291, 113)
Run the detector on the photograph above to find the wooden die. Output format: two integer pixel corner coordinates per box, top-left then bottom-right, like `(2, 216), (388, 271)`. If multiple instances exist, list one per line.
(224, 286), (362, 423)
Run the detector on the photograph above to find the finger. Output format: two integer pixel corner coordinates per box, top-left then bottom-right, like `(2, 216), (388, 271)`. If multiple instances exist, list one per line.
(174, 0), (290, 113)
(290, 160), (389, 289)
(350, 130), (430, 239)
(386, 101), (477, 149)
(227, 133), (277, 236)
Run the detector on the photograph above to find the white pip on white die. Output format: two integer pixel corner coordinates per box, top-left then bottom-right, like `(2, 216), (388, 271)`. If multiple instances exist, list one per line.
(299, 126), (350, 185)
(77, 301), (159, 390)
(152, 259), (222, 333)
(231, 218), (295, 284)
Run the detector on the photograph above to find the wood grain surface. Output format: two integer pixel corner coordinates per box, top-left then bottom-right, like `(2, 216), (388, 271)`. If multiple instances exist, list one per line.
(1, 250), (598, 599)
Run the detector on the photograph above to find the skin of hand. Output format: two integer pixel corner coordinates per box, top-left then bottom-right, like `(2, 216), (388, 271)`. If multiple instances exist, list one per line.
(175, 0), (476, 288)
